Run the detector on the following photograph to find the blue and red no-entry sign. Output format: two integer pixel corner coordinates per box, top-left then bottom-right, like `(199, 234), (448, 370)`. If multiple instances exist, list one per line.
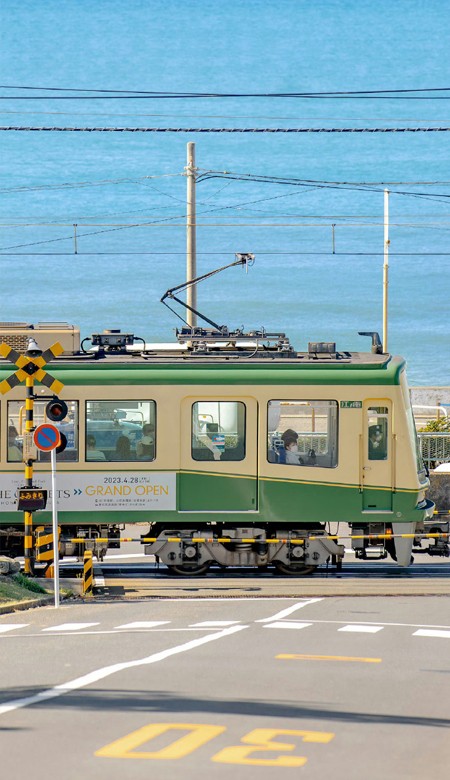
(33, 423), (61, 452)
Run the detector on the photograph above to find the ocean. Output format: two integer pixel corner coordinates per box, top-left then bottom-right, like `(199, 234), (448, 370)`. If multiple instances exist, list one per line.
(0, 0), (449, 385)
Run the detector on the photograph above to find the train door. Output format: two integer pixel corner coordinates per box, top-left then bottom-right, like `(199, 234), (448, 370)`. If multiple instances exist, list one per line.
(362, 401), (393, 511)
(179, 397), (258, 511)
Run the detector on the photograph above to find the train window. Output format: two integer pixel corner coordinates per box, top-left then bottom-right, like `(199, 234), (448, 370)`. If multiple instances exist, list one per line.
(267, 400), (338, 468)
(192, 401), (246, 461)
(7, 400), (79, 462)
(367, 406), (388, 460)
(85, 400), (156, 462)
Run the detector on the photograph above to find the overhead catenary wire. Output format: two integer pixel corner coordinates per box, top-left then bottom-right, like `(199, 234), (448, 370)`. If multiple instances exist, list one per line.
(3, 125), (450, 132)
(2, 109), (450, 123)
(3, 84), (450, 98)
(2, 251), (450, 256)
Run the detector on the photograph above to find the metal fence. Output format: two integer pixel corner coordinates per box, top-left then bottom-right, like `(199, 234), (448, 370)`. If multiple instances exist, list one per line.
(417, 432), (450, 468)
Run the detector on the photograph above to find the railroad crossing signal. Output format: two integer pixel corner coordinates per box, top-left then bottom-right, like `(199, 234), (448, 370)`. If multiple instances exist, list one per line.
(0, 341), (64, 395)
(0, 338), (65, 576)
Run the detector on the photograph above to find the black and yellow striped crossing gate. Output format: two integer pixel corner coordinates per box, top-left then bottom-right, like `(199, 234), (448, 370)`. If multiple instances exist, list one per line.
(35, 526), (61, 574)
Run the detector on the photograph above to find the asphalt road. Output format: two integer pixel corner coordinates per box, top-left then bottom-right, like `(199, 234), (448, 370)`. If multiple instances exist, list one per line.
(1, 596), (449, 779)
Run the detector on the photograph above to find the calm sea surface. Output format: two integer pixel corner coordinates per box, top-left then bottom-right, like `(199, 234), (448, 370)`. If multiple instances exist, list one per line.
(0, 0), (449, 385)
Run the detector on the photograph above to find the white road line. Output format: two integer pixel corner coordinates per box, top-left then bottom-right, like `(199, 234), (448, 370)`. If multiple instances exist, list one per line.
(189, 621), (240, 627)
(263, 621), (312, 630)
(256, 598), (323, 623)
(0, 628), (239, 639)
(42, 623), (100, 632)
(0, 624), (247, 716)
(304, 619), (450, 629)
(115, 621), (170, 629)
(338, 625), (384, 633)
(0, 624), (28, 634)
(413, 629), (450, 639)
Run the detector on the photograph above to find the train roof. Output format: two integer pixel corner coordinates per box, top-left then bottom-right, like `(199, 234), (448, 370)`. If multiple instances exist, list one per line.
(0, 323), (407, 386)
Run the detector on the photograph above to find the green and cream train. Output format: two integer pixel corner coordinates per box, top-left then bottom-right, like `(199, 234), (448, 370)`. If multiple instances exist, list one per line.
(0, 322), (434, 574)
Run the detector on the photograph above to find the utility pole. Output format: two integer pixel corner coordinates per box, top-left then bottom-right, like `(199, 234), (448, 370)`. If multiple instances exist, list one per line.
(383, 188), (390, 353)
(186, 141), (197, 328)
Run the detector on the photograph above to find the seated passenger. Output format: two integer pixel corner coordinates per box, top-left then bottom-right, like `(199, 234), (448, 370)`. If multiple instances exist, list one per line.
(136, 423), (155, 460)
(283, 434), (304, 465)
(86, 434), (106, 461)
(112, 435), (132, 460)
(8, 425), (22, 462)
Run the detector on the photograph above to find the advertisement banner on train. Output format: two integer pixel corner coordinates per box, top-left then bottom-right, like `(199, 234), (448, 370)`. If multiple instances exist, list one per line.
(0, 472), (176, 512)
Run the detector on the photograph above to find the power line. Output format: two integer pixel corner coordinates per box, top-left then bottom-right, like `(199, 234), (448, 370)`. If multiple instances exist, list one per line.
(2, 109), (450, 123)
(0, 172), (181, 194)
(2, 85), (450, 99)
(1, 251), (450, 257)
(2, 125), (450, 132)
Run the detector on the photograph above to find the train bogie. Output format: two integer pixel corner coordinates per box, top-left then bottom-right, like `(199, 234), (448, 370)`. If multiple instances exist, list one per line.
(144, 525), (345, 575)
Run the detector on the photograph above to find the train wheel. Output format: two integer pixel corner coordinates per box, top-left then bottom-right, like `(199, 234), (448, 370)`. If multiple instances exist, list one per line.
(167, 562), (211, 576)
(274, 561), (317, 575)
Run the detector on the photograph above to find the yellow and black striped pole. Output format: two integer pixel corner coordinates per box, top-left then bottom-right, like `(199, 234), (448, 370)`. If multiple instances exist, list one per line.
(0, 338), (65, 576)
(82, 550), (94, 596)
(23, 375), (35, 574)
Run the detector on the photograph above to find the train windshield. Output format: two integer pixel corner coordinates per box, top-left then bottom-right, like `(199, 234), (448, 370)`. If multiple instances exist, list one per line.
(400, 372), (428, 481)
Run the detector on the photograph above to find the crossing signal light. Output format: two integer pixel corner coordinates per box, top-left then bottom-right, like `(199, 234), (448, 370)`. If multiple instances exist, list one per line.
(56, 432), (67, 455)
(45, 398), (68, 423)
(46, 398), (68, 454)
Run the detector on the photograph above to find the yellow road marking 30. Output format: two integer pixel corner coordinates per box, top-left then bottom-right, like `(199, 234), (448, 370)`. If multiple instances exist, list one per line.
(212, 728), (334, 767)
(277, 653), (382, 663)
(95, 723), (335, 765)
(95, 723), (225, 760)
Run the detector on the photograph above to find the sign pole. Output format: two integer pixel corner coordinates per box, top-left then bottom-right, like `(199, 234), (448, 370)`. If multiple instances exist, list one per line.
(50, 447), (60, 608)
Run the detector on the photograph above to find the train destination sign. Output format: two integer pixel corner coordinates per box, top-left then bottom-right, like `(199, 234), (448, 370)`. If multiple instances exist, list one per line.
(340, 401), (363, 408)
(33, 423), (61, 452)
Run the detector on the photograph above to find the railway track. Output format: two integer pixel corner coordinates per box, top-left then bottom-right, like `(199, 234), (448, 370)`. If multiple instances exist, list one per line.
(32, 556), (446, 598)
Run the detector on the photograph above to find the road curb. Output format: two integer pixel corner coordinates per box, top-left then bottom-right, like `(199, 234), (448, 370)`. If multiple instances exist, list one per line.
(0, 595), (54, 614)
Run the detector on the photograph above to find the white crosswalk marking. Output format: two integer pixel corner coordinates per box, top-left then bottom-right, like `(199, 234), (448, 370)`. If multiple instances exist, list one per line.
(413, 629), (450, 639)
(0, 624), (28, 633)
(189, 621), (240, 627)
(339, 625), (384, 633)
(264, 621), (312, 630)
(42, 623), (100, 632)
(115, 621), (170, 629)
